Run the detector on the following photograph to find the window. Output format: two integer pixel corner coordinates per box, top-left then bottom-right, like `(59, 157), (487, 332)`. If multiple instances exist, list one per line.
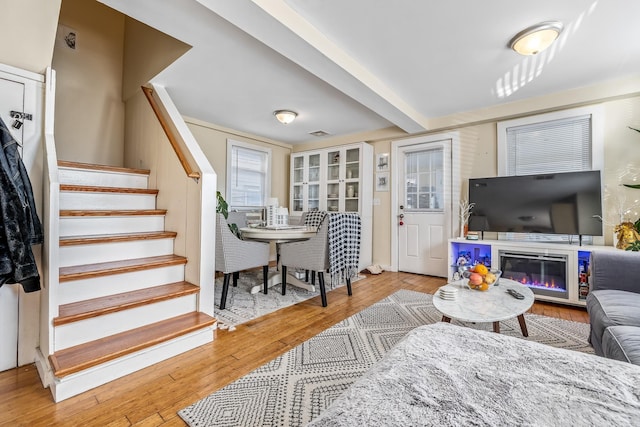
(497, 106), (603, 176)
(496, 106), (604, 242)
(226, 139), (271, 207)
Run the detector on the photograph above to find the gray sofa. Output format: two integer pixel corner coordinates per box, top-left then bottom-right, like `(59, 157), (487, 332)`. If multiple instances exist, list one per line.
(586, 249), (640, 365)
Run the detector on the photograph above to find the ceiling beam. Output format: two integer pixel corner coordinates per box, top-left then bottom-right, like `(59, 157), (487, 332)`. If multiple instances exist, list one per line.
(198, 0), (427, 134)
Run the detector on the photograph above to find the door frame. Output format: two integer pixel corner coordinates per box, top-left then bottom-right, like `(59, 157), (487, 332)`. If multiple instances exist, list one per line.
(390, 132), (461, 272)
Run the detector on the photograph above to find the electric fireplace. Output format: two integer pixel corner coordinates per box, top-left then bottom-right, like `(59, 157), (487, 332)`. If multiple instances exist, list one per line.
(499, 250), (568, 299)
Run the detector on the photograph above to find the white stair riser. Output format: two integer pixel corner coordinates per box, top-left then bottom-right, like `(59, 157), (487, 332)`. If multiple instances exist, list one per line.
(60, 192), (156, 210)
(60, 215), (165, 236)
(48, 327), (214, 402)
(58, 265), (186, 305)
(59, 167), (149, 189)
(59, 239), (175, 267)
(54, 295), (198, 351)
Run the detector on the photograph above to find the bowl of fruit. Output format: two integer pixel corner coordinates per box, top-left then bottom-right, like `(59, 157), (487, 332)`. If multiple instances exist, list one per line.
(461, 264), (501, 291)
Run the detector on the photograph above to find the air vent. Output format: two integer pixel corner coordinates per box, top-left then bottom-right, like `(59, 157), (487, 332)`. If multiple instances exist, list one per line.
(309, 130), (329, 137)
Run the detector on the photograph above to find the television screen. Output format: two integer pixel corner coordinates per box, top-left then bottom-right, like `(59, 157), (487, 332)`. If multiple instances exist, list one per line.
(468, 170), (603, 236)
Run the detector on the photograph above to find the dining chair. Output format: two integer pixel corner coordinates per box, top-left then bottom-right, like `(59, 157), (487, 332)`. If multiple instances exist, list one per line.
(215, 213), (270, 309)
(279, 215), (353, 307)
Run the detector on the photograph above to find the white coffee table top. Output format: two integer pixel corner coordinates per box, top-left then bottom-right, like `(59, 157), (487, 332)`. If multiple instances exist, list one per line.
(432, 278), (535, 324)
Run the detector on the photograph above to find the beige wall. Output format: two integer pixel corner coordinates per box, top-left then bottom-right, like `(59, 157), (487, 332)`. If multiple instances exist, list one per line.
(52, 0), (125, 166)
(122, 18), (190, 102)
(0, 0), (61, 74)
(186, 118), (292, 207)
(293, 76), (640, 268)
(364, 93), (640, 268)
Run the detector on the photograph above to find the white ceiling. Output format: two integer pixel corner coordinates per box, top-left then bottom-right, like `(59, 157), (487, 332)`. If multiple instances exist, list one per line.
(99, 0), (640, 145)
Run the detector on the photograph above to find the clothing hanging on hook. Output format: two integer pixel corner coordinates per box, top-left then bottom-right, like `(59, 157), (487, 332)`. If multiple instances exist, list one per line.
(0, 116), (43, 292)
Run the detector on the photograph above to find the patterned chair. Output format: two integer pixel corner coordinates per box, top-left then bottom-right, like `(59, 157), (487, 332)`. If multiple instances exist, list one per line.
(215, 213), (270, 310)
(279, 215), (354, 307)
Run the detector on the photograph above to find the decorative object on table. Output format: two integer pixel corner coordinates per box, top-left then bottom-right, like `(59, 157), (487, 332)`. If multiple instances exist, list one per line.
(458, 198), (475, 238)
(376, 152), (389, 172)
(438, 285), (459, 300)
(265, 197), (279, 226)
(375, 171), (389, 192)
(462, 264), (501, 291)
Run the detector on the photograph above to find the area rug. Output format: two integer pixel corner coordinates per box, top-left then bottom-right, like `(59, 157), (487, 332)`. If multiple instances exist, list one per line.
(180, 289), (593, 426)
(214, 269), (361, 327)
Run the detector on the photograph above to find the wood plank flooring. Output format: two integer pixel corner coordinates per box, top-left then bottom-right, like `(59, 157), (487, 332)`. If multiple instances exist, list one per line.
(0, 271), (589, 426)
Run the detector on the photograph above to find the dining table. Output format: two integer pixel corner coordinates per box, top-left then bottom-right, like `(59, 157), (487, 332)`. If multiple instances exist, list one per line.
(239, 225), (317, 294)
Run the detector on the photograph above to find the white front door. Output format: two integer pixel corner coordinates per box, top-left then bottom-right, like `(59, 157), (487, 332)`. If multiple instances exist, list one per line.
(0, 76), (26, 372)
(396, 139), (452, 277)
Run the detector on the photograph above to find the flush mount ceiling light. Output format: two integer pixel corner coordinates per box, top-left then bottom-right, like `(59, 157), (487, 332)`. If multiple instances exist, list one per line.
(509, 21), (563, 55)
(274, 110), (298, 125)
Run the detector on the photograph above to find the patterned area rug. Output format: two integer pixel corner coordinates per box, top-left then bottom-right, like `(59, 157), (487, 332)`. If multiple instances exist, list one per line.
(180, 289), (593, 426)
(214, 269), (360, 327)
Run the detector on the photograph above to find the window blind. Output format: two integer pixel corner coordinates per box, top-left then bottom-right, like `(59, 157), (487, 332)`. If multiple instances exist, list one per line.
(506, 114), (591, 176)
(229, 145), (268, 207)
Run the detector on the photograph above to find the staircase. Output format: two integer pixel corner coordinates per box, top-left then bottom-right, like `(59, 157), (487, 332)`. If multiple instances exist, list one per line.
(47, 160), (216, 402)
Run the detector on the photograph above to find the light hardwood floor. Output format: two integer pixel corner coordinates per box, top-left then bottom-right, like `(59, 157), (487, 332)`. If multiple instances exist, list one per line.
(0, 271), (589, 426)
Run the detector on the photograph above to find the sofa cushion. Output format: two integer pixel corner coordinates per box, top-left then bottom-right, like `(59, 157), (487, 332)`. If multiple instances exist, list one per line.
(587, 290), (640, 347)
(602, 326), (640, 365)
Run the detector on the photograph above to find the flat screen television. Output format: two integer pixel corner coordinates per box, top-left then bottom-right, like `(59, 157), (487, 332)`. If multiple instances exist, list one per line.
(468, 170), (603, 237)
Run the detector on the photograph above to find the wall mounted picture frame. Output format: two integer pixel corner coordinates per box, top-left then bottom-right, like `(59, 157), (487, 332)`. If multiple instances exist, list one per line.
(376, 172), (389, 192)
(376, 153), (389, 172)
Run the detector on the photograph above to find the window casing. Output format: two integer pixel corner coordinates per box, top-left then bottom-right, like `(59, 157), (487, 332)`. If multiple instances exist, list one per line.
(226, 139), (271, 207)
(496, 106), (604, 242)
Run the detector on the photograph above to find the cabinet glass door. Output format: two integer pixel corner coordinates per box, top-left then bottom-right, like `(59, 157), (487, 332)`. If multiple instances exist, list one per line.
(308, 153), (321, 211)
(345, 148), (360, 212)
(326, 150), (341, 212)
(292, 155), (305, 214)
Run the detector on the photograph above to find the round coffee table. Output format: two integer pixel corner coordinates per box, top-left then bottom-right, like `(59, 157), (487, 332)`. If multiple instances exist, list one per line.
(432, 278), (535, 336)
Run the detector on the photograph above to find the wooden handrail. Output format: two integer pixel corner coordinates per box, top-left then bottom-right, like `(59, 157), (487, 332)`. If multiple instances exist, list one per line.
(141, 86), (200, 180)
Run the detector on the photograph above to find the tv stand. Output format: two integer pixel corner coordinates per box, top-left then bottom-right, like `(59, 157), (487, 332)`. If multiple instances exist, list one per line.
(448, 238), (616, 307)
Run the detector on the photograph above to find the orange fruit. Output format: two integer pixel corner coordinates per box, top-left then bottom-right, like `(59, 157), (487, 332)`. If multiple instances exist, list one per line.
(473, 264), (488, 275)
(479, 282), (489, 291)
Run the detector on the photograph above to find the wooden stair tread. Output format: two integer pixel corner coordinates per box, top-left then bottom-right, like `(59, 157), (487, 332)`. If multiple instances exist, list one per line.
(60, 209), (167, 217)
(54, 282), (199, 326)
(58, 160), (150, 176)
(60, 184), (158, 195)
(59, 255), (187, 282)
(49, 312), (216, 377)
(60, 231), (177, 246)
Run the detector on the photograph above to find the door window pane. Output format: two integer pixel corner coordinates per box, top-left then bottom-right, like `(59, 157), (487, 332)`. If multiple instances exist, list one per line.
(404, 148), (443, 211)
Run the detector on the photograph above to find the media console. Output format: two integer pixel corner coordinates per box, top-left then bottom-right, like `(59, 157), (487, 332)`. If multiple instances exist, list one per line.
(448, 238), (617, 307)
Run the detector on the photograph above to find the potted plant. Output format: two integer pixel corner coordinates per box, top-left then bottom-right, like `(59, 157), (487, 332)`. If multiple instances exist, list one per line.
(216, 191), (239, 237)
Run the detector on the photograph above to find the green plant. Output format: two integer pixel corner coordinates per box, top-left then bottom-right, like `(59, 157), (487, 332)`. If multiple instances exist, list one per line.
(625, 240), (640, 251)
(216, 191), (239, 237)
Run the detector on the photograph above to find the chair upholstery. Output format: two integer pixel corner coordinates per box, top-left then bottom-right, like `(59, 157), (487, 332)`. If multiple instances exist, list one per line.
(279, 215), (353, 307)
(215, 213), (270, 309)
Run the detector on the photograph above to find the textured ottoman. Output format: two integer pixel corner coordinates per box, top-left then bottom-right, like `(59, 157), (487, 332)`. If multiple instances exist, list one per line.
(309, 323), (640, 426)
